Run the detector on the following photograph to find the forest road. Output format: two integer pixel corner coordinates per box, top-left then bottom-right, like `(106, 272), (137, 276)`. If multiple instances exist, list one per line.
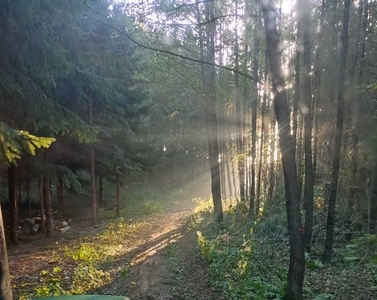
(100, 195), (219, 300)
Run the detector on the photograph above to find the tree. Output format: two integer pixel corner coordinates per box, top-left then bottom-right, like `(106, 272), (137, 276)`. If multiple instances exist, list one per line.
(323, 0), (351, 264)
(299, 0), (315, 252)
(260, 0), (305, 298)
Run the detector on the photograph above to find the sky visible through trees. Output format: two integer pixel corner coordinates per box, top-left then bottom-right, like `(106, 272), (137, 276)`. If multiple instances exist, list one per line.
(1, 0), (377, 299)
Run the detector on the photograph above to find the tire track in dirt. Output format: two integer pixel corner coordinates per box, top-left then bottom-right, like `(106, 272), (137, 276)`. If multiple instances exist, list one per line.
(100, 202), (219, 300)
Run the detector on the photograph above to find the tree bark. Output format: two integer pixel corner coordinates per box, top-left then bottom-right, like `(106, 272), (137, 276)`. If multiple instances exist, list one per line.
(323, 0), (351, 264)
(260, 1), (305, 298)
(8, 165), (17, 245)
(269, 110), (276, 201)
(0, 203), (12, 300)
(17, 168), (21, 212)
(234, 0), (245, 202)
(26, 179), (31, 218)
(89, 96), (97, 226)
(99, 175), (103, 206)
(350, 0), (368, 203)
(57, 177), (63, 217)
(43, 176), (53, 238)
(250, 17), (260, 216)
(312, 0), (325, 182)
(225, 142), (233, 199)
(300, 0), (315, 252)
(38, 177), (45, 232)
(293, 22), (301, 158)
(230, 138), (237, 198)
(116, 173), (120, 218)
(257, 52), (268, 204)
(197, 1), (223, 222)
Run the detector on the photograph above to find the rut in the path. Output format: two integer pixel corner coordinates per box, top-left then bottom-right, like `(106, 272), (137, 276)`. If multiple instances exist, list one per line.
(99, 205), (219, 300)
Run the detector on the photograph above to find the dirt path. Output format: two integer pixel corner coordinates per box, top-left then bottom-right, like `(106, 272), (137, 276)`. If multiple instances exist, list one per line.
(99, 200), (218, 300)
(9, 181), (217, 299)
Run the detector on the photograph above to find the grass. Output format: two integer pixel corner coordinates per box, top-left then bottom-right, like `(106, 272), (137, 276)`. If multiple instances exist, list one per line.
(190, 199), (377, 300)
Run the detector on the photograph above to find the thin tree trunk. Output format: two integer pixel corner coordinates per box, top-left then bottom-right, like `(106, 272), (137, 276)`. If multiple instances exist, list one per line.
(225, 132), (233, 199)
(250, 17), (260, 216)
(43, 176), (53, 238)
(300, 0), (315, 252)
(350, 0), (368, 199)
(17, 168), (21, 212)
(99, 175), (103, 206)
(257, 53), (268, 204)
(0, 202), (12, 300)
(57, 177), (63, 217)
(8, 165), (17, 245)
(197, 1), (223, 222)
(219, 28), (226, 200)
(323, 0), (351, 264)
(370, 162), (377, 232)
(312, 0), (325, 182)
(26, 179), (31, 218)
(269, 110), (276, 201)
(261, 1), (305, 298)
(293, 22), (301, 158)
(297, 112), (304, 196)
(116, 173), (120, 218)
(234, 0), (245, 202)
(89, 97), (97, 226)
(38, 177), (45, 232)
(230, 138), (237, 198)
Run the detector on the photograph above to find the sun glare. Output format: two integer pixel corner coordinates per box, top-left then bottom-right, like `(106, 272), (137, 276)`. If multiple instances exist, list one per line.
(281, 0), (296, 14)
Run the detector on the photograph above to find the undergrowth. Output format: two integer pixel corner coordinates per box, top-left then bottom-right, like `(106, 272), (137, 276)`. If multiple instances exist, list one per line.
(16, 181), (199, 299)
(18, 219), (148, 299)
(190, 199), (377, 300)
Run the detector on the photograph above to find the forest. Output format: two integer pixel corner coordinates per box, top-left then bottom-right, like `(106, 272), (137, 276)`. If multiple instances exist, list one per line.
(1, 0), (377, 299)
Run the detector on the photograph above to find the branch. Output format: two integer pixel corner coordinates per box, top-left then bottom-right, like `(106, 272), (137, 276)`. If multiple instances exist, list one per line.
(81, 4), (259, 82)
(136, 14), (261, 27)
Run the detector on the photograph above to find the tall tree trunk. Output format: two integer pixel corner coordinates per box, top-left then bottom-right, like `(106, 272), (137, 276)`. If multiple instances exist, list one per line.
(116, 173), (120, 218)
(293, 22), (301, 158)
(257, 53), (268, 204)
(26, 179), (31, 218)
(269, 110), (276, 201)
(234, 0), (245, 202)
(43, 176), (53, 238)
(313, 0), (325, 182)
(250, 17), (260, 216)
(370, 161), (377, 232)
(38, 176), (45, 232)
(225, 139), (233, 198)
(297, 113), (304, 196)
(350, 0), (368, 202)
(261, 1), (305, 298)
(230, 138), (237, 198)
(300, 0), (315, 252)
(17, 168), (21, 212)
(99, 175), (103, 206)
(8, 165), (17, 245)
(197, 1), (223, 222)
(323, 0), (351, 264)
(0, 203), (12, 300)
(89, 97), (97, 226)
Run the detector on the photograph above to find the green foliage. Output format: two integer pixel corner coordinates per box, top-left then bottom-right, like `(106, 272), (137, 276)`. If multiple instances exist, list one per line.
(313, 294), (334, 300)
(0, 122), (55, 163)
(192, 203), (287, 300)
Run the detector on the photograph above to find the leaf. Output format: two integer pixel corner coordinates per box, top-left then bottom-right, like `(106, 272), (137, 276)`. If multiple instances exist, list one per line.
(343, 256), (358, 262)
(313, 293), (334, 300)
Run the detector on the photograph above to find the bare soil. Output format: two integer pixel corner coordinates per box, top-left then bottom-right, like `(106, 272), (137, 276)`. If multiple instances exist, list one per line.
(9, 195), (218, 299)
